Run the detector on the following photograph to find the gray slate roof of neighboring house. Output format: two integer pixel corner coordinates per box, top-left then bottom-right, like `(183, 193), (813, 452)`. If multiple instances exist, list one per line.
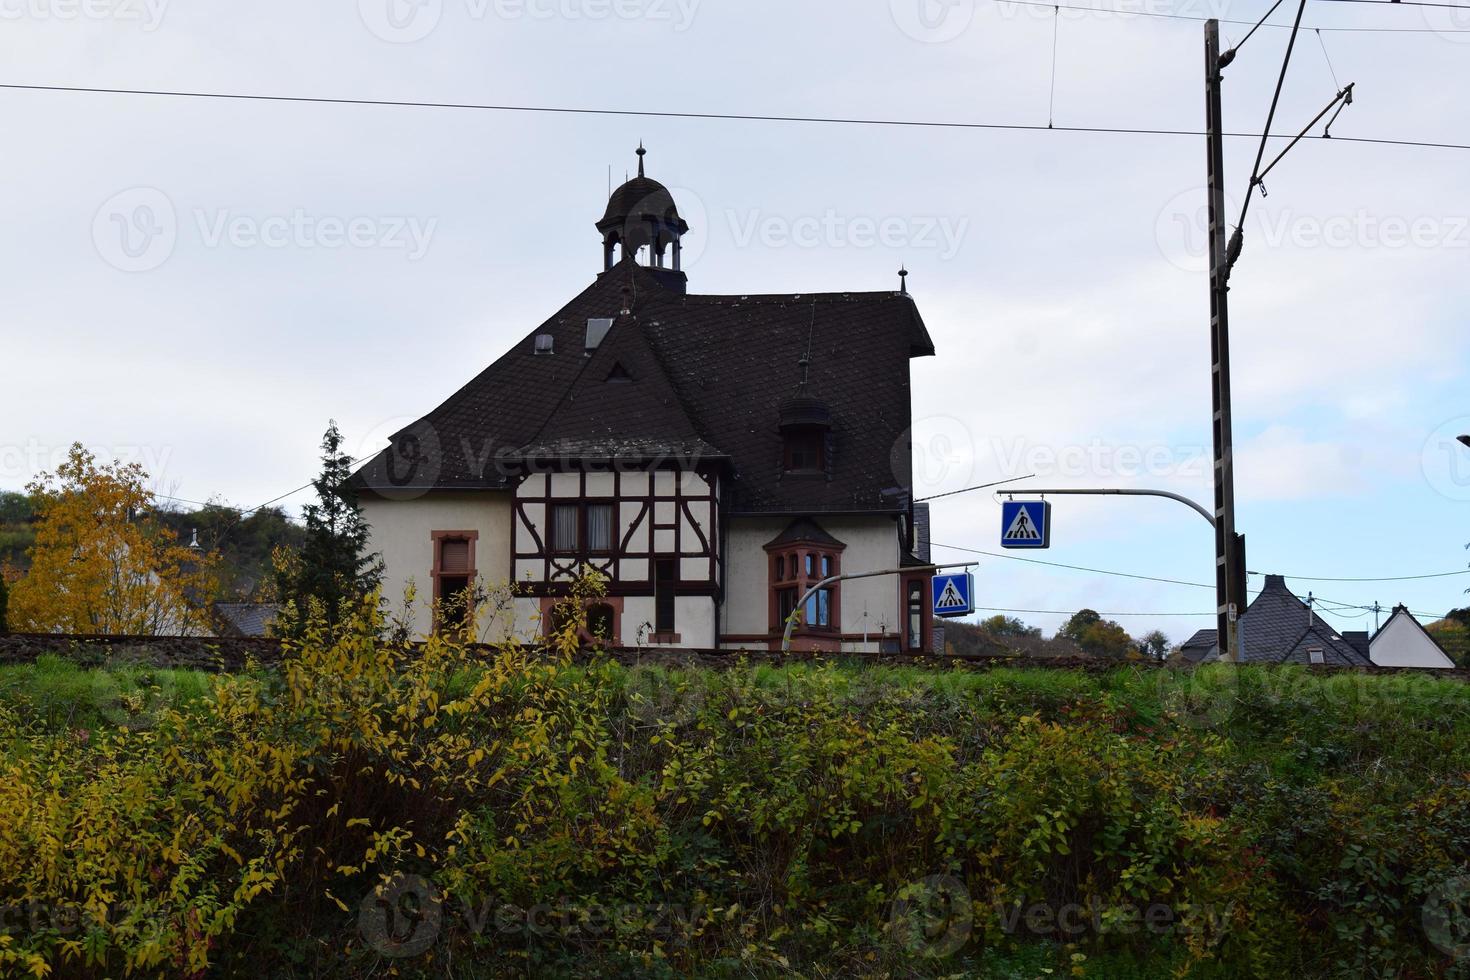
(213, 602), (279, 638)
(1239, 575), (1370, 665)
(351, 254), (934, 515)
(1172, 576), (1372, 666)
(1342, 631), (1372, 658)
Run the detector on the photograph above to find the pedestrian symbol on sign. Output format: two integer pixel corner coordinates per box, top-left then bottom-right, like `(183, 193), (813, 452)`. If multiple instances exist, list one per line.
(1000, 500), (1051, 549)
(931, 572), (974, 618)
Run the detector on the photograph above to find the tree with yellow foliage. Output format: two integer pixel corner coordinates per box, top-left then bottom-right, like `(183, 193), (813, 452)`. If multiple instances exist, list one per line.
(8, 444), (217, 635)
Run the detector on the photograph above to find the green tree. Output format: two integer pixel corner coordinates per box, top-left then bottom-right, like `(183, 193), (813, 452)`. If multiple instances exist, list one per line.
(1137, 629), (1171, 661)
(1059, 608), (1135, 659)
(978, 614), (1041, 639)
(274, 422), (382, 635)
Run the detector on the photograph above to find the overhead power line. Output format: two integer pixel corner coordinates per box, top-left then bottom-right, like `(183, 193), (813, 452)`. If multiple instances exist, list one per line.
(932, 541), (1215, 589)
(3, 83), (1469, 153)
(992, 0), (1470, 29)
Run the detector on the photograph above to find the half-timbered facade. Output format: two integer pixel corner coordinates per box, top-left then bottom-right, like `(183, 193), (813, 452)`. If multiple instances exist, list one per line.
(355, 148), (937, 652)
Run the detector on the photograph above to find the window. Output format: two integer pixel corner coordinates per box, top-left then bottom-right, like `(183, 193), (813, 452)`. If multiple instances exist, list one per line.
(655, 559), (677, 633)
(552, 504), (579, 553)
(803, 588), (832, 628)
(805, 554), (814, 576)
(434, 534), (475, 630)
(907, 581), (924, 649)
(587, 503), (614, 552)
(784, 432), (823, 472)
(821, 555), (832, 577)
(587, 603), (615, 641)
(1308, 647), (1325, 665)
(533, 333), (554, 355)
(775, 555), (785, 580)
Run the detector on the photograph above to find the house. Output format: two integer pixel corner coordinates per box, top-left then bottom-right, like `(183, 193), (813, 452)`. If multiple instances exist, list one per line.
(352, 148), (938, 652)
(1176, 574), (1373, 666)
(1362, 605), (1456, 669)
(211, 601), (280, 638)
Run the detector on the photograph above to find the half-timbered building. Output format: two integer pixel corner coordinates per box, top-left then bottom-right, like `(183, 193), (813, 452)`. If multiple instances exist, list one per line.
(354, 149), (938, 651)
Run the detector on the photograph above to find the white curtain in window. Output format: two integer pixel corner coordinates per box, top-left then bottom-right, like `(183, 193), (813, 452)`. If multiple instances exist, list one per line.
(553, 505), (579, 551)
(587, 504), (614, 551)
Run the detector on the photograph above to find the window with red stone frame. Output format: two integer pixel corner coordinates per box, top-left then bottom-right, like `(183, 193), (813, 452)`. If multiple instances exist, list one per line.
(770, 546), (840, 633)
(430, 530), (478, 631)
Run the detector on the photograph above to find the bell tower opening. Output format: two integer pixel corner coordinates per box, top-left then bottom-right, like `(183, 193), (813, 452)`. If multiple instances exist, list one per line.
(595, 143), (689, 294)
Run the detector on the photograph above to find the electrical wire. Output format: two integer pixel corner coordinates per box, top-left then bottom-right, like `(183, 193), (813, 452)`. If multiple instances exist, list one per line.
(992, 0), (1469, 31)
(972, 606), (1213, 617)
(3, 83), (1469, 152)
(931, 542), (1216, 589)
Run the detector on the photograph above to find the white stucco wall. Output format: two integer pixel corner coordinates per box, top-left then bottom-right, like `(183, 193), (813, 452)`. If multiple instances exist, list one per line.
(361, 491), (514, 641)
(1369, 613), (1455, 668)
(721, 514), (902, 652)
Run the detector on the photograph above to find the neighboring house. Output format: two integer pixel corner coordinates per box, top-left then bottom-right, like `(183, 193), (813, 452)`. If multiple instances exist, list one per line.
(1363, 605), (1456, 669)
(1176, 574), (1373, 666)
(212, 601), (280, 638)
(353, 148), (938, 652)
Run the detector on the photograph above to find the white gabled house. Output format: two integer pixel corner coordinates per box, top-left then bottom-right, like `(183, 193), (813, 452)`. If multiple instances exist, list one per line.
(1365, 605), (1457, 669)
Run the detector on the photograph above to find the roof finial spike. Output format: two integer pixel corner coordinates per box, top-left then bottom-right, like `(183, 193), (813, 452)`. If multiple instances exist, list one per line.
(636, 141), (646, 177)
(898, 265), (909, 295)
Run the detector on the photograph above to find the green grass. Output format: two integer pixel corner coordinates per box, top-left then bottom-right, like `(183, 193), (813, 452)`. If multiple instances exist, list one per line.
(0, 653), (214, 731)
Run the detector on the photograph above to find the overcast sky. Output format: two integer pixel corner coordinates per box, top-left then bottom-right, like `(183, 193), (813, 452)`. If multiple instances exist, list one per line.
(4, 0), (1469, 641)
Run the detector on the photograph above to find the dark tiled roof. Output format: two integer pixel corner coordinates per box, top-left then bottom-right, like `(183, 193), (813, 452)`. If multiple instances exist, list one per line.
(1173, 576), (1372, 666)
(1342, 631), (1371, 658)
(912, 502), (931, 564)
(354, 258), (934, 514)
(765, 518), (845, 549)
(212, 602), (279, 638)
(1238, 575), (1371, 666)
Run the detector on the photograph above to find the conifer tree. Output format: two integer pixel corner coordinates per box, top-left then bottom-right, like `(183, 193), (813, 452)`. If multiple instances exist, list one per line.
(275, 421), (382, 634)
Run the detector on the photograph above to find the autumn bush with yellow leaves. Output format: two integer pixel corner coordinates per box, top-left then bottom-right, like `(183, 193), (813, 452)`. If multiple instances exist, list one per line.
(3, 574), (1470, 978)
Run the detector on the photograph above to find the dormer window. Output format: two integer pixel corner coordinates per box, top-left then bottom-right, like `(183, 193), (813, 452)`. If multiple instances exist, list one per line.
(778, 394), (832, 476)
(784, 431), (824, 473)
(533, 334), (554, 355)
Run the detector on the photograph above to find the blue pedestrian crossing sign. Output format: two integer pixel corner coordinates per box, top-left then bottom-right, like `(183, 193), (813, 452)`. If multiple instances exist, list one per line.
(932, 572), (974, 618)
(1001, 500), (1051, 549)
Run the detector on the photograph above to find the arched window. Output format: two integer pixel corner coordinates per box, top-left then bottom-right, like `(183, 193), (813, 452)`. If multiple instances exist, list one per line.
(766, 520), (844, 641)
